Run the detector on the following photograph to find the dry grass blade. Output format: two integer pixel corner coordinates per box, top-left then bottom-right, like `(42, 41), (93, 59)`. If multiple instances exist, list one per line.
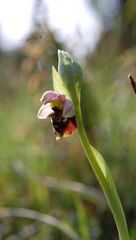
(43, 176), (106, 207)
(12, 162), (106, 207)
(0, 208), (81, 240)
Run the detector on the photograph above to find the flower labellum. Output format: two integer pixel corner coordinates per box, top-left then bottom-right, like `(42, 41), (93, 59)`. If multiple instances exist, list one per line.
(37, 91), (77, 139)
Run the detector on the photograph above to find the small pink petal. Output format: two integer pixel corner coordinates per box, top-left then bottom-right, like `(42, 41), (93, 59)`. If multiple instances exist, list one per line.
(59, 95), (66, 102)
(63, 99), (75, 117)
(37, 103), (54, 119)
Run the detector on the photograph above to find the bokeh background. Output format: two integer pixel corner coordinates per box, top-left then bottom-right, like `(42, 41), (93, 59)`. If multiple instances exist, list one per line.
(0, 0), (136, 239)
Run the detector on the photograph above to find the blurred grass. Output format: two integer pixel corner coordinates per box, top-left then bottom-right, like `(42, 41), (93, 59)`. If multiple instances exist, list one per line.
(0, 47), (103, 239)
(0, 2), (136, 238)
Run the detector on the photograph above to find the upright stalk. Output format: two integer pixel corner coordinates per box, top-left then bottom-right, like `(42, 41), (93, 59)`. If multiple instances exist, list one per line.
(75, 103), (129, 240)
(56, 49), (129, 239)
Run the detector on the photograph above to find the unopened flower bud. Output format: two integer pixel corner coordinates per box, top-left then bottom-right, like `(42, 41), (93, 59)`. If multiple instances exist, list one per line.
(58, 50), (82, 104)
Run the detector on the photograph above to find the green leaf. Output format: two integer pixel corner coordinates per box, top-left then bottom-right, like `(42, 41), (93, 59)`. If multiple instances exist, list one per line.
(75, 197), (91, 240)
(52, 66), (71, 100)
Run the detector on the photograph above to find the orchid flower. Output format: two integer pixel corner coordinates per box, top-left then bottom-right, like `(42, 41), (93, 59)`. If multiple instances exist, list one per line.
(37, 90), (77, 139)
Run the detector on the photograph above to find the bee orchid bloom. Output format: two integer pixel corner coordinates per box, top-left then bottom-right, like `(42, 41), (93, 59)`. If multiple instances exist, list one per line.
(37, 91), (77, 138)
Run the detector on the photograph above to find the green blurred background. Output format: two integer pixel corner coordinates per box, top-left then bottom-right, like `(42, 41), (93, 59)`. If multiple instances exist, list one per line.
(0, 0), (136, 239)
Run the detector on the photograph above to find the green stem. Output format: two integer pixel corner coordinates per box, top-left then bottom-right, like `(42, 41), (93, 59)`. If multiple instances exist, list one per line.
(75, 103), (129, 240)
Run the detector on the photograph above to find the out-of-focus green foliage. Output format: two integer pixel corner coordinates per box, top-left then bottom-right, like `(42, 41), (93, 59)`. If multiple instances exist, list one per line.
(0, 0), (136, 239)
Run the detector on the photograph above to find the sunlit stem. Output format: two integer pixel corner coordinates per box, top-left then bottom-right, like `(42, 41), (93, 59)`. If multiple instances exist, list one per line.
(75, 102), (129, 240)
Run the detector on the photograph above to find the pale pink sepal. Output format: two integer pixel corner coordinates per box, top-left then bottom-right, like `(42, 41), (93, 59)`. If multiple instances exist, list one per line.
(40, 91), (57, 103)
(37, 103), (54, 119)
(40, 91), (66, 103)
(63, 99), (75, 117)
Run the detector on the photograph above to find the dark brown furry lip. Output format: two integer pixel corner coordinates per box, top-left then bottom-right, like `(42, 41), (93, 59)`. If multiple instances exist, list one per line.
(52, 107), (76, 137)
